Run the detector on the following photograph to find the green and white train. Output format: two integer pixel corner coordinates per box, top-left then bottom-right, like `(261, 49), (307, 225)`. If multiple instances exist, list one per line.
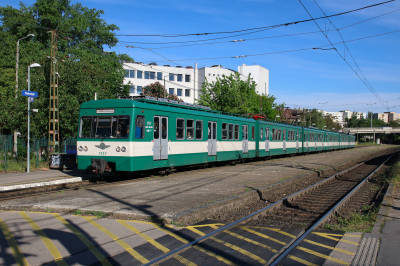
(77, 96), (356, 173)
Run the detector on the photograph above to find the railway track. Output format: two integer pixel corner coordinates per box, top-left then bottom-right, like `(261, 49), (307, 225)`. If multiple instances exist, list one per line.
(0, 148), (387, 202)
(140, 148), (398, 266)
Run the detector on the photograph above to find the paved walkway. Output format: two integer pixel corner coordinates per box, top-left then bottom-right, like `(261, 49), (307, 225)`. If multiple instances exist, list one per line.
(375, 183), (400, 266)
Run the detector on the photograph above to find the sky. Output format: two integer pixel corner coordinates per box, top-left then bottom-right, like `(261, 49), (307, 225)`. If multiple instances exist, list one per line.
(3, 0), (400, 114)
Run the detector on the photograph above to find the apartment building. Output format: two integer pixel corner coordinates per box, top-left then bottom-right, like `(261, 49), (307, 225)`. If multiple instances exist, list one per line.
(323, 110), (367, 127)
(373, 113), (389, 123)
(123, 62), (269, 104)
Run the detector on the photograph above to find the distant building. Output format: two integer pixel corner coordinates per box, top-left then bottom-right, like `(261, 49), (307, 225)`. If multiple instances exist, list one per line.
(373, 113), (389, 123)
(123, 62), (269, 104)
(323, 110), (367, 127)
(238, 64), (269, 95)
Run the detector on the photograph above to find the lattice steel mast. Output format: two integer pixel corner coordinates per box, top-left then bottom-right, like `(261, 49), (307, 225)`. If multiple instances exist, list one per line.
(48, 30), (60, 153)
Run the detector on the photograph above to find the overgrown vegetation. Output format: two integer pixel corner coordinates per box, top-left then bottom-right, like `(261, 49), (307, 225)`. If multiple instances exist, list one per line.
(324, 207), (378, 232)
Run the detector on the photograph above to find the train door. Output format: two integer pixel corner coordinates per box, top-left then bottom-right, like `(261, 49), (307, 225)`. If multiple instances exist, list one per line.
(283, 129), (286, 151)
(306, 132), (309, 149)
(153, 116), (168, 160)
(265, 127), (270, 152)
(296, 131), (299, 150)
(242, 125), (248, 153)
(208, 121), (217, 156)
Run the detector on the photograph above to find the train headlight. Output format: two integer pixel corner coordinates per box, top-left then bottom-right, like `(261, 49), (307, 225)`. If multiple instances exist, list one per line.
(121, 146), (127, 152)
(83, 146), (88, 152)
(116, 146), (121, 152)
(78, 146), (83, 152)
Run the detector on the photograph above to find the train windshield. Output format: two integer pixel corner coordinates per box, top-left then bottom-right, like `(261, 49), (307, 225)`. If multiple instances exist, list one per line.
(79, 116), (130, 139)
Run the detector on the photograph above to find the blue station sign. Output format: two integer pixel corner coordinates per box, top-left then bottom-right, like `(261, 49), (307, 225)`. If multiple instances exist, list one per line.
(21, 90), (38, 98)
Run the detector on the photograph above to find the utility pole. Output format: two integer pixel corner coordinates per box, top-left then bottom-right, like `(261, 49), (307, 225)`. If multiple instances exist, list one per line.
(15, 34), (34, 157)
(48, 30), (60, 153)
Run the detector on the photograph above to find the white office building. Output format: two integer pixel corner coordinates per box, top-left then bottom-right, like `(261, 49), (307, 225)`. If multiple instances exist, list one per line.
(123, 62), (269, 104)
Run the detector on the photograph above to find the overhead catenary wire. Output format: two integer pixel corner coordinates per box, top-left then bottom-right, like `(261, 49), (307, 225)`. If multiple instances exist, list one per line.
(111, 0), (395, 38)
(311, 0), (388, 111)
(120, 8), (400, 50)
(136, 28), (400, 63)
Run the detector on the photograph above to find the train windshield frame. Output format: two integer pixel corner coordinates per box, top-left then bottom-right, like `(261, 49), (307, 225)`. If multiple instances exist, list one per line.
(79, 115), (131, 139)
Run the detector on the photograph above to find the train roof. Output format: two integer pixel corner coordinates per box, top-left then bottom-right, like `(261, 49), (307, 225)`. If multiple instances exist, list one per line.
(79, 96), (349, 135)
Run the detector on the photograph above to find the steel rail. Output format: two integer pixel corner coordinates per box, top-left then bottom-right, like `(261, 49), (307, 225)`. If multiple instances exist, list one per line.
(269, 149), (398, 266)
(144, 149), (395, 266)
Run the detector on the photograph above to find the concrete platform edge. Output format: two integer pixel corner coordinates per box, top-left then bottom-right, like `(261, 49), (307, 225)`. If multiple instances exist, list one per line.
(0, 177), (86, 192)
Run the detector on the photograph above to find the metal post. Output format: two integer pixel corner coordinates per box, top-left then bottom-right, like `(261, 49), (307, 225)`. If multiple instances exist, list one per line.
(163, 77), (166, 99)
(27, 66), (30, 173)
(15, 34), (34, 158)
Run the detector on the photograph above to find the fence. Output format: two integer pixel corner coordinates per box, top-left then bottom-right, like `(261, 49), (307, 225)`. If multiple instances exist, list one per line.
(0, 134), (77, 173)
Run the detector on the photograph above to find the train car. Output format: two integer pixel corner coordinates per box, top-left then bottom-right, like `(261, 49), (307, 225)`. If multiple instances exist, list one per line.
(77, 96), (355, 174)
(256, 120), (302, 158)
(325, 131), (340, 151)
(302, 127), (326, 153)
(77, 96), (258, 173)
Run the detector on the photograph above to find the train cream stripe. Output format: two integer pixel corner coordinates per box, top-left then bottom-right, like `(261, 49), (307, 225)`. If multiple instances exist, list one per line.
(83, 217), (149, 264)
(53, 214), (112, 266)
(117, 220), (170, 253)
(0, 217), (29, 266)
(19, 211), (68, 266)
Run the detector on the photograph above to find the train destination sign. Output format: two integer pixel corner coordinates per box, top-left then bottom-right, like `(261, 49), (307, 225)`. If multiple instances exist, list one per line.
(21, 90), (38, 98)
(96, 109), (115, 114)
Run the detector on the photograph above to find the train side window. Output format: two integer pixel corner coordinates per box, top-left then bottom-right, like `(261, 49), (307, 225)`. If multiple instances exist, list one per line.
(266, 128), (270, 140)
(153, 117), (159, 139)
(279, 129), (282, 141)
(135, 115), (145, 139)
(176, 118), (185, 140)
(187, 119), (194, 140)
(260, 128), (263, 140)
(252, 127), (255, 140)
(228, 124), (233, 140)
(195, 120), (203, 140)
(283, 130), (286, 141)
(234, 124), (239, 140)
(272, 129), (275, 141)
(222, 123), (228, 140)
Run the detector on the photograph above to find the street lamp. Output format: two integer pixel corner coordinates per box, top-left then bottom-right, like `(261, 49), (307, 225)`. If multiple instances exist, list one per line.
(16, 34), (34, 98)
(27, 63), (41, 173)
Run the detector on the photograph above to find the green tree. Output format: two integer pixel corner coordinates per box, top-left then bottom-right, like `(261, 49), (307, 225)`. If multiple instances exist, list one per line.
(0, 0), (132, 138)
(197, 72), (277, 119)
(142, 82), (183, 102)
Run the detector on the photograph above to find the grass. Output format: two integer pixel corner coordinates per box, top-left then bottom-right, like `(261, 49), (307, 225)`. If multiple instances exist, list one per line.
(324, 208), (378, 232)
(0, 156), (48, 173)
(73, 209), (110, 218)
